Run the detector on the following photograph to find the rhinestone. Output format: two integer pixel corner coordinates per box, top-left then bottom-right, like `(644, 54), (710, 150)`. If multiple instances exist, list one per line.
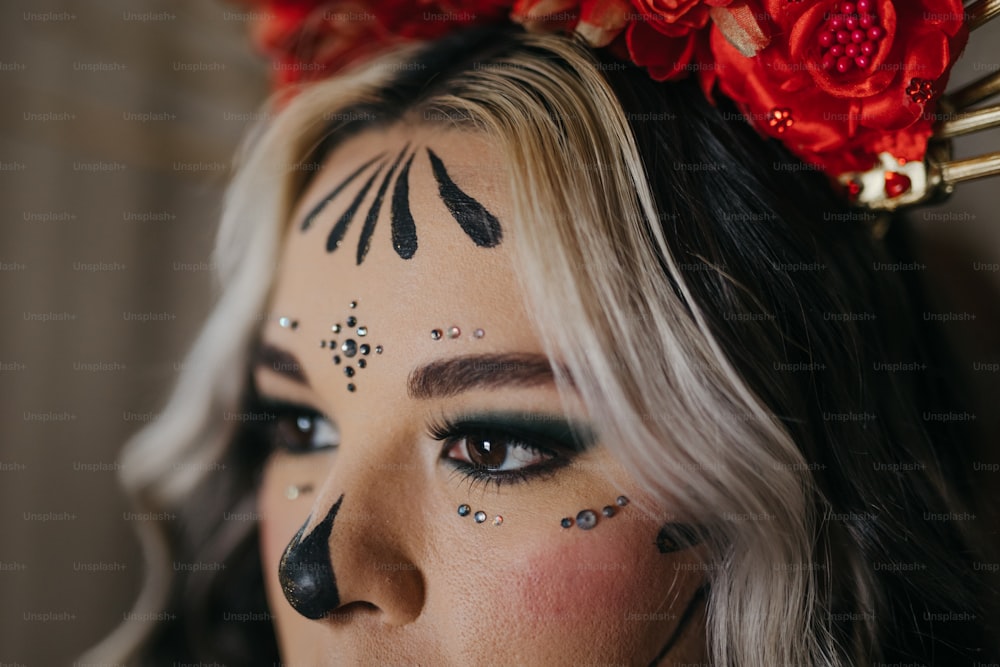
(358, 359), (367, 368)
(602, 505), (616, 517)
(447, 326), (460, 338)
(357, 326), (368, 337)
(473, 328), (485, 338)
(341, 339), (357, 357)
(332, 323), (341, 333)
(320, 340), (326, 348)
(333, 355), (341, 364)
(884, 171), (912, 198)
(375, 345), (384, 354)
(616, 495), (629, 507)
(457, 504), (471, 517)
(767, 107), (793, 134)
(278, 317), (291, 328)
(576, 510), (598, 530)
(349, 300), (357, 309)
(345, 367), (355, 377)
(493, 515), (503, 526)
(906, 77), (934, 104)
(560, 517), (573, 529)
(346, 316), (357, 327)
(474, 511), (487, 523)
(431, 329), (443, 340)
(360, 344), (370, 355)
(347, 383), (356, 392)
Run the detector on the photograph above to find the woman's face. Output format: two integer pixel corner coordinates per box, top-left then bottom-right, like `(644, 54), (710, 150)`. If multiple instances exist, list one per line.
(253, 123), (706, 666)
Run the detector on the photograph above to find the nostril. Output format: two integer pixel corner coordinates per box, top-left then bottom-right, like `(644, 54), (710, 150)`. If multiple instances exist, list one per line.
(325, 600), (380, 624)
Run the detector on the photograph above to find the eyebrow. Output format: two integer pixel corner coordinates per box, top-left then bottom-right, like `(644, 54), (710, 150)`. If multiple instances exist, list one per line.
(252, 344), (567, 398)
(407, 353), (565, 400)
(253, 341), (309, 386)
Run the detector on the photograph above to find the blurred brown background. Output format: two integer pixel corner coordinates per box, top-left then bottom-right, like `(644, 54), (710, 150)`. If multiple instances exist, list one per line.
(0, 1), (996, 665)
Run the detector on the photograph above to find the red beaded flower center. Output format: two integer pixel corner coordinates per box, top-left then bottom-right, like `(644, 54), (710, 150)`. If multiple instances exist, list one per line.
(905, 77), (934, 103)
(767, 107), (794, 133)
(818, 0), (884, 74)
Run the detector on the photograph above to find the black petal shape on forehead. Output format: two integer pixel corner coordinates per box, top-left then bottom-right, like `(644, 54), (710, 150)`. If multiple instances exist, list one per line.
(426, 147), (503, 248)
(357, 145), (410, 265)
(278, 494), (344, 620)
(391, 152), (418, 259)
(301, 153), (386, 232)
(302, 146), (503, 262)
(326, 164), (385, 253)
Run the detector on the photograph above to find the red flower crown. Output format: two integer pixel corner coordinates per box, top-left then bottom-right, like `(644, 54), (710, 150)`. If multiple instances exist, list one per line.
(236, 0), (1000, 210)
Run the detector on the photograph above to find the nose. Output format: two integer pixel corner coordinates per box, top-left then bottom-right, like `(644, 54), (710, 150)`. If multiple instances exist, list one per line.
(277, 462), (426, 625)
(278, 495), (344, 619)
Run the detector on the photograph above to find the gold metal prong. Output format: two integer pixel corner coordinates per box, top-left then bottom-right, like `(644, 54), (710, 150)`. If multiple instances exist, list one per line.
(966, 0), (1000, 32)
(945, 70), (1000, 110)
(939, 151), (1000, 185)
(936, 105), (1000, 138)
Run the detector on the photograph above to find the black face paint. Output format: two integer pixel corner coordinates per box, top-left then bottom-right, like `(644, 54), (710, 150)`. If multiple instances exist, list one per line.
(426, 147), (503, 248)
(390, 152), (418, 259)
(326, 164), (385, 253)
(357, 145), (410, 265)
(278, 494), (344, 620)
(301, 153), (386, 231)
(645, 584), (708, 667)
(654, 523), (702, 554)
(304, 146), (503, 261)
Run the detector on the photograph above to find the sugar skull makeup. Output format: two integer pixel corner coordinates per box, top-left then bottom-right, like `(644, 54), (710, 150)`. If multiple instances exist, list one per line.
(252, 127), (709, 665)
(299, 145), (502, 264)
(320, 300), (383, 392)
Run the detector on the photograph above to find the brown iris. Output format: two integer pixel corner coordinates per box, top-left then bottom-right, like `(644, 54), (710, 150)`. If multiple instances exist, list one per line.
(275, 415), (315, 453)
(466, 436), (506, 469)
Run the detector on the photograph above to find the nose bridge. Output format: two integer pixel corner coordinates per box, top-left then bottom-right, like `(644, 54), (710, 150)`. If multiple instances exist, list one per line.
(278, 421), (427, 624)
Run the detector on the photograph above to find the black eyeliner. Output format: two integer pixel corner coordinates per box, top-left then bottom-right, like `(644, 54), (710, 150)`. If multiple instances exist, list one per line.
(430, 411), (598, 487)
(430, 411), (598, 452)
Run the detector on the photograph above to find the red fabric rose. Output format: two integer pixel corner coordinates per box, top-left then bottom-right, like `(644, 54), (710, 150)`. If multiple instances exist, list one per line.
(707, 0), (968, 174)
(622, 0), (730, 81)
(241, 0), (509, 87)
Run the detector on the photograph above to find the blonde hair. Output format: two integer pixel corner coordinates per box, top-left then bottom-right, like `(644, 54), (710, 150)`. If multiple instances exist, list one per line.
(84, 27), (993, 666)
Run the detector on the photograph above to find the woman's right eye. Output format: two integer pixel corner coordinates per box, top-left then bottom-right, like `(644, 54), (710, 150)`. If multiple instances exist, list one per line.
(256, 401), (340, 454)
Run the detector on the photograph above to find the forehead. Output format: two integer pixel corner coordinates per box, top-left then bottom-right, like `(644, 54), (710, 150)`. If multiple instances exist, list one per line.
(264, 125), (541, 386)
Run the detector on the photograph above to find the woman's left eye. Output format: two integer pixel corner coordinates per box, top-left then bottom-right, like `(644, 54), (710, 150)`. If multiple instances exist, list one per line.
(442, 433), (556, 472)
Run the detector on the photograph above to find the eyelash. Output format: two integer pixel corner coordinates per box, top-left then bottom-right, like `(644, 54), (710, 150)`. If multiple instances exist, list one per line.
(242, 395), (580, 487)
(244, 397), (338, 455)
(428, 415), (573, 489)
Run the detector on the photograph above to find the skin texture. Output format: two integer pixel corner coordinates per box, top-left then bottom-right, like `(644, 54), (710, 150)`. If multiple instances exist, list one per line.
(254, 124), (708, 666)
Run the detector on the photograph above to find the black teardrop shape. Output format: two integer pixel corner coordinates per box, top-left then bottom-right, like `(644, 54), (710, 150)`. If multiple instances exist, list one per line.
(278, 494), (344, 619)
(426, 148), (502, 248)
(391, 152), (418, 259)
(300, 153), (385, 231)
(357, 145), (409, 265)
(326, 165), (384, 252)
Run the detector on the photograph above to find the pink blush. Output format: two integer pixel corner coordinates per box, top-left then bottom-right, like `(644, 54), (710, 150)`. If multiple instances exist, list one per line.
(509, 536), (652, 628)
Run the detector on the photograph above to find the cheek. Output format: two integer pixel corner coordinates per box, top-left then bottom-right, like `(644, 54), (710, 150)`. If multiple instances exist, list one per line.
(512, 538), (640, 626)
(487, 522), (698, 660)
